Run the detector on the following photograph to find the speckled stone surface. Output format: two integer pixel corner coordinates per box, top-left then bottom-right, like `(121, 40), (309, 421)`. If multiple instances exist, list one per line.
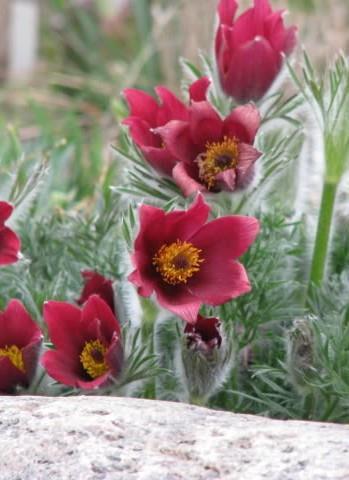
(0, 396), (348, 480)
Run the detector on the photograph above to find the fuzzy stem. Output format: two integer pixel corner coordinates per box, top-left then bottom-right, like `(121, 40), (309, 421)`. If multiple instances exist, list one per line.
(308, 180), (338, 290)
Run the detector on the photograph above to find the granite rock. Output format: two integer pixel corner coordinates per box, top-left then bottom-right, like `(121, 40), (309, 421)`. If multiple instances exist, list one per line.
(0, 396), (348, 480)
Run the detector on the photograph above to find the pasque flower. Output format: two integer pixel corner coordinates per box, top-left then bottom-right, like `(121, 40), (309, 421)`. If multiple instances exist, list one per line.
(128, 195), (259, 323)
(122, 77), (210, 176)
(156, 101), (261, 196)
(0, 201), (21, 266)
(77, 270), (115, 314)
(42, 295), (123, 389)
(0, 300), (42, 394)
(215, 0), (297, 103)
(184, 314), (222, 353)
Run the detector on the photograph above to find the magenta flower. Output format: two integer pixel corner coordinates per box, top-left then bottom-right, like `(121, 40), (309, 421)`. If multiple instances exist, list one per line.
(42, 295), (123, 390)
(0, 202), (21, 266)
(0, 300), (42, 394)
(122, 77), (210, 176)
(184, 315), (222, 353)
(215, 0), (297, 103)
(128, 195), (259, 323)
(156, 101), (261, 197)
(77, 270), (115, 314)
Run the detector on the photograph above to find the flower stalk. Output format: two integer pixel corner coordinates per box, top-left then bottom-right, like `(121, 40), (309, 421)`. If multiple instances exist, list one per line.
(308, 180), (338, 288)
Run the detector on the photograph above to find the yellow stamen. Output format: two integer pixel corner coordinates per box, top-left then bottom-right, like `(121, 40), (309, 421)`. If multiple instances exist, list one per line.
(0, 345), (25, 372)
(153, 240), (204, 285)
(197, 136), (239, 189)
(80, 339), (108, 379)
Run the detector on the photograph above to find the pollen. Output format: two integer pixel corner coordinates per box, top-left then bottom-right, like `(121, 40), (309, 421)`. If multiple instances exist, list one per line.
(0, 345), (25, 372)
(153, 240), (204, 285)
(80, 339), (109, 379)
(197, 136), (239, 189)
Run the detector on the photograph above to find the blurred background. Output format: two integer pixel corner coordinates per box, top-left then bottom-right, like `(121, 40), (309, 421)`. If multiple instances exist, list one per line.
(0, 0), (348, 208)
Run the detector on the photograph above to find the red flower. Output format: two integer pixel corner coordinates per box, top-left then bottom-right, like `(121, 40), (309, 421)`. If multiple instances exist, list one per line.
(156, 101), (261, 197)
(215, 0), (297, 103)
(122, 77), (210, 176)
(128, 195), (259, 323)
(77, 270), (115, 314)
(184, 314), (222, 353)
(42, 295), (123, 390)
(0, 202), (21, 266)
(0, 300), (42, 394)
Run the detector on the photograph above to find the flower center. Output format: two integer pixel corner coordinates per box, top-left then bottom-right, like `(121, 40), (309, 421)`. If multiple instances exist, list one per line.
(153, 240), (204, 285)
(197, 136), (239, 189)
(0, 345), (25, 372)
(80, 339), (109, 379)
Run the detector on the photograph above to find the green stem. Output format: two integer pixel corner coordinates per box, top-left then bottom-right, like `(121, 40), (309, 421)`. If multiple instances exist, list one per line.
(308, 180), (338, 291)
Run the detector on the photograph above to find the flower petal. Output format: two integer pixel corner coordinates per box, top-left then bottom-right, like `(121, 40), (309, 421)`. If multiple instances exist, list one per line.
(155, 86), (188, 124)
(224, 36), (280, 102)
(0, 300), (41, 348)
(81, 295), (121, 344)
(154, 283), (202, 324)
(0, 356), (27, 393)
(236, 143), (261, 187)
(189, 77), (211, 102)
(215, 168), (237, 191)
(172, 162), (206, 197)
(0, 227), (21, 265)
(122, 88), (159, 126)
(223, 104), (261, 144)
(155, 120), (196, 163)
(140, 145), (178, 176)
(0, 202), (13, 224)
(122, 117), (160, 148)
(217, 0), (238, 24)
(41, 349), (87, 388)
(44, 301), (85, 354)
(189, 101), (223, 147)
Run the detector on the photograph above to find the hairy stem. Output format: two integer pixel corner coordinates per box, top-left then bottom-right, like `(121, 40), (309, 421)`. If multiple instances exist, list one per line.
(308, 181), (338, 290)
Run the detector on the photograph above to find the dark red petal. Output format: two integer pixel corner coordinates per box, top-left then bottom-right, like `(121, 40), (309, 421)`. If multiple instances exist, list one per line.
(77, 270), (115, 313)
(223, 37), (280, 102)
(0, 202), (13, 224)
(217, 0), (238, 25)
(140, 145), (178, 176)
(189, 77), (210, 102)
(264, 10), (297, 55)
(172, 162), (206, 198)
(163, 194), (210, 241)
(190, 215), (260, 259)
(122, 117), (160, 148)
(154, 283), (202, 324)
(189, 101), (223, 147)
(223, 104), (261, 144)
(0, 357), (27, 393)
(236, 143), (261, 186)
(128, 265), (155, 297)
(76, 372), (111, 390)
(41, 349), (87, 388)
(81, 295), (121, 344)
(155, 86), (188, 124)
(0, 227), (20, 265)
(189, 259), (251, 305)
(0, 300), (41, 348)
(43, 301), (85, 354)
(122, 88), (159, 126)
(155, 120), (196, 163)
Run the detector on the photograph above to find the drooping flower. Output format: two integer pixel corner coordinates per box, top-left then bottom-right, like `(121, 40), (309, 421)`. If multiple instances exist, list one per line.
(215, 0), (297, 103)
(156, 101), (261, 196)
(0, 300), (42, 394)
(128, 195), (259, 323)
(122, 77), (210, 176)
(77, 270), (115, 314)
(184, 314), (222, 353)
(42, 295), (123, 390)
(0, 202), (21, 266)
